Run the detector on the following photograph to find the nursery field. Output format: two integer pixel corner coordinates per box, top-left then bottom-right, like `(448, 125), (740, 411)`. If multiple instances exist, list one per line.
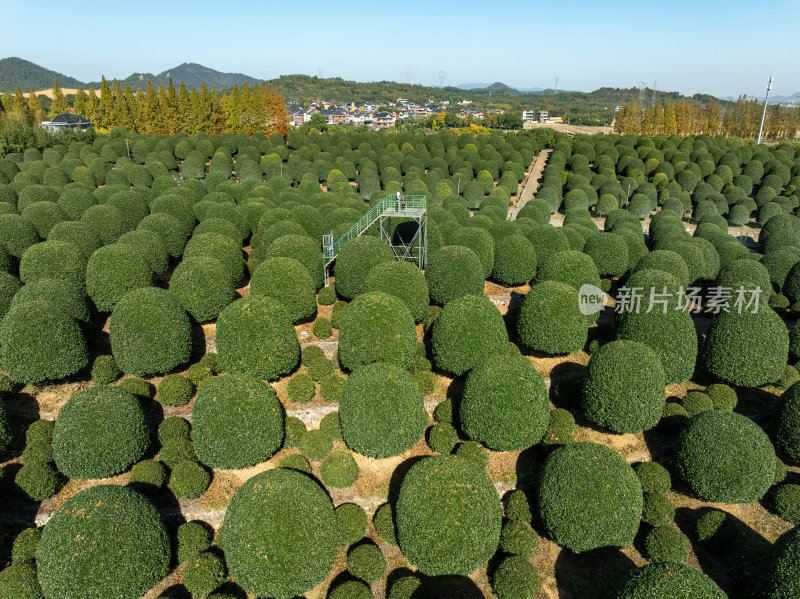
(0, 126), (799, 599)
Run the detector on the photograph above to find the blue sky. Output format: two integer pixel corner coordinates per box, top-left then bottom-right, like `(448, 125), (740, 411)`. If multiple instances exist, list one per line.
(3, 0), (799, 98)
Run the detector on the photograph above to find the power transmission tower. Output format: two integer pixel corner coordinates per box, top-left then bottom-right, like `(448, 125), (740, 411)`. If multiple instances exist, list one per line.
(405, 65), (412, 85)
(439, 70), (446, 89)
(637, 81), (647, 106)
(652, 80), (658, 106)
(317, 66), (324, 79)
(757, 76), (773, 145)
(554, 77), (559, 91)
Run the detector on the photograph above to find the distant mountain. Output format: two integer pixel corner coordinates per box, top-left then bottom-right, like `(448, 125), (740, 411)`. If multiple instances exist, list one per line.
(0, 57), (84, 93)
(93, 62), (263, 91)
(770, 92), (800, 104)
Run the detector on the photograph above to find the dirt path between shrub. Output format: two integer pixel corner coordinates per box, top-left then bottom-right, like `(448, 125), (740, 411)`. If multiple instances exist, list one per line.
(510, 149), (552, 220)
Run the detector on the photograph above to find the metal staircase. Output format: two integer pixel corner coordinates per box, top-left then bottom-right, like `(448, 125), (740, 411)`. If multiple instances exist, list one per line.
(322, 194), (427, 286)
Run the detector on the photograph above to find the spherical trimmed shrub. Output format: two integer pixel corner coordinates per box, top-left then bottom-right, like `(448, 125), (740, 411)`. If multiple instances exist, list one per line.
(36, 485), (170, 599)
(499, 520), (537, 557)
(280, 453), (312, 473)
(287, 372), (315, 403)
(535, 249), (601, 315)
(329, 580), (373, 599)
(703, 304), (788, 387)
(634, 462), (672, 495)
(492, 555), (540, 599)
(335, 502), (368, 546)
(331, 299), (348, 328)
(643, 525), (690, 563)
(86, 244), (152, 312)
(452, 226), (496, 279)
(505, 489), (533, 522)
(542, 407), (577, 445)
(11, 277), (89, 323)
(0, 213), (39, 258)
(11, 527), (41, 564)
(21, 200), (66, 238)
(517, 280), (588, 354)
(773, 484), (800, 524)
(170, 460), (211, 499)
(81, 204), (127, 245)
(115, 229), (169, 275)
(156, 374), (193, 407)
(775, 383), (800, 462)
(21, 419), (54, 465)
(614, 562), (727, 598)
(581, 340), (665, 433)
(460, 354), (548, 451)
(362, 260), (430, 323)
(47, 219), (102, 261)
(319, 410), (342, 441)
(19, 240), (86, 293)
(299, 429), (333, 461)
(158, 416), (191, 444)
(307, 356), (335, 381)
(425, 245), (485, 306)
(642, 492), (675, 526)
(706, 383), (738, 411)
(312, 317), (333, 339)
(159, 435), (197, 468)
(537, 442), (643, 553)
(15, 461), (63, 501)
(373, 502), (397, 545)
(676, 410), (776, 503)
(283, 416), (306, 449)
(184, 232), (244, 284)
(129, 459), (168, 490)
(339, 362), (426, 458)
(183, 551), (225, 598)
(118, 376), (152, 399)
(717, 259), (771, 295)
(0, 300), (88, 384)
(250, 257), (316, 323)
(177, 521), (213, 563)
(192, 374), (284, 469)
(318, 285), (336, 305)
(0, 561), (44, 599)
(334, 236), (394, 300)
(52, 385), (149, 479)
(221, 468), (338, 599)
(320, 449), (359, 488)
(137, 212), (187, 258)
(265, 234), (325, 290)
(215, 295), (299, 380)
(492, 234), (537, 286)
(396, 455), (502, 576)
(756, 526), (800, 598)
(634, 249), (690, 287)
(338, 291), (417, 371)
(426, 421), (459, 454)
(347, 541), (386, 583)
(109, 287), (192, 376)
(682, 391), (714, 417)
(169, 256), (235, 322)
(0, 270), (22, 321)
(431, 294), (509, 376)
(583, 232), (629, 277)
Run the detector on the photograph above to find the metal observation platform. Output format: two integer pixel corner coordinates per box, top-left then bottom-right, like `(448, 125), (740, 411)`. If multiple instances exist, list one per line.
(322, 194), (428, 287)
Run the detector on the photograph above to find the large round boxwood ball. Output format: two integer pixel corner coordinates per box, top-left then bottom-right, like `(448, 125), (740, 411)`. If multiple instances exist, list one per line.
(221, 468), (337, 599)
(85, 244), (153, 313)
(676, 410), (776, 503)
(363, 260), (430, 322)
(52, 385), (149, 479)
(517, 280), (588, 354)
(109, 287), (192, 376)
(460, 354), (549, 451)
(36, 485), (170, 599)
(215, 295), (299, 380)
(431, 294), (509, 376)
(249, 257), (316, 323)
(583, 232), (629, 277)
(0, 213), (39, 258)
(775, 382), (800, 462)
(192, 374), (284, 469)
(184, 231), (244, 284)
(265, 234), (325, 290)
(452, 227), (495, 279)
(582, 340), (666, 433)
(334, 236), (394, 300)
(537, 442), (643, 553)
(396, 455), (502, 576)
(614, 562), (727, 599)
(0, 401), (11, 453)
(756, 526), (800, 598)
(0, 560), (44, 598)
(426, 245), (485, 306)
(0, 300), (88, 384)
(492, 234), (537, 286)
(535, 249), (601, 318)
(703, 304), (788, 387)
(19, 240), (86, 293)
(169, 256), (235, 322)
(338, 291), (417, 371)
(339, 362), (427, 458)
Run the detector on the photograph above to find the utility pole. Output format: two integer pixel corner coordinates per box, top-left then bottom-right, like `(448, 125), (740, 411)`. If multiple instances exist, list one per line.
(439, 71), (446, 89)
(757, 76), (773, 145)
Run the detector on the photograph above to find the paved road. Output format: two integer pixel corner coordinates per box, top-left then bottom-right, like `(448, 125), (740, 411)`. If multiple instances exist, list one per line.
(510, 148), (552, 220)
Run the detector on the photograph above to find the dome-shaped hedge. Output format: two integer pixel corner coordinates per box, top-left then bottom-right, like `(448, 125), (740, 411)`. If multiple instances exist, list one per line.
(116, 229), (169, 275)
(581, 340), (666, 433)
(36, 485), (170, 599)
(249, 257), (316, 323)
(517, 280), (588, 354)
(676, 410), (776, 503)
(334, 236), (394, 300)
(109, 287), (192, 376)
(363, 260), (430, 322)
(635, 249), (690, 287)
(537, 442), (643, 553)
(86, 244), (152, 312)
(19, 240), (86, 293)
(52, 385), (149, 479)
(396, 455), (502, 576)
(339, 362), (427, 458)
(192, 374), (284, 469)
(775, 382), (800, 463)
(169, 256), (235, 322)
(0, 213), (39, 258)
(452, 227), (495, 279)
(0, 300), (87, 384)
(756, 526), (800, 598)
(11, 277), (89, 323)
(265, 234), (325, 290)
(535, 249), (601, 300)
(614, 562), (727, 599)
(703, 304), (788, 387)
(221, 468), (337, 599)
(583, 232), (629, 277)
(460, 354), (549, 450)
(425, 245), (485, 305)
(431, 294), (509, 376)
(338, 291), (417, 371)
(184, 232), (244, 284)
(216, 295), (299, 380)
(492, 234), (537, 286)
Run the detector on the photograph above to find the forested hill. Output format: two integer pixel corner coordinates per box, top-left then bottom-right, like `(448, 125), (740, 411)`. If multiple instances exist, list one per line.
(0, 57), (83, 93)
(88, 62), (262, 92)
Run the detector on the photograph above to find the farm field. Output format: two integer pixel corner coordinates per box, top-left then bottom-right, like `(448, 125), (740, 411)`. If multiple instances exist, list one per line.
(0, 127), (799, 599)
